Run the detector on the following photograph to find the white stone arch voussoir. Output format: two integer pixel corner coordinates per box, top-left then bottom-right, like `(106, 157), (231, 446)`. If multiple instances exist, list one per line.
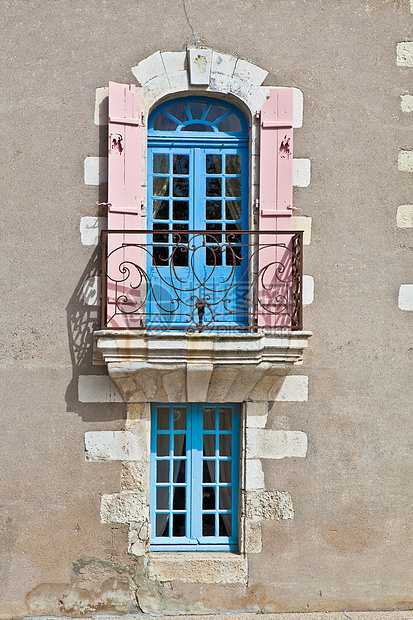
(131, 49), (303, 126)
(131, 49), (269, 117)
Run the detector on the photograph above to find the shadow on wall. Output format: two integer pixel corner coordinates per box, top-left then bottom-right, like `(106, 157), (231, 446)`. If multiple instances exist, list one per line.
(65, 244), (125, 423)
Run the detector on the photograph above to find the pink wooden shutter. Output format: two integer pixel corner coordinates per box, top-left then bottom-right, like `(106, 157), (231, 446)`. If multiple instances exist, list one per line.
(107, 81), (143, 230)
(258, 88), (294, 329)
(105, 82), (144, 328)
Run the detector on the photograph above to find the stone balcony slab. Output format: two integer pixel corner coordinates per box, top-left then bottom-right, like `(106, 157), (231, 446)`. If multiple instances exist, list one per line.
(94, 331), (312, 403)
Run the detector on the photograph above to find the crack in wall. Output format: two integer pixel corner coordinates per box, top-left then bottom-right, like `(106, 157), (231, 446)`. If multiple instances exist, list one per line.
(182, 0), (200, 44)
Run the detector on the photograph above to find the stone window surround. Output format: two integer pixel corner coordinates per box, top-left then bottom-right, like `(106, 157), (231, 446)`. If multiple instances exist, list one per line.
(130, 49), (304, 230)
(88, 48), (310, 586)
(88, 399), (305, 585)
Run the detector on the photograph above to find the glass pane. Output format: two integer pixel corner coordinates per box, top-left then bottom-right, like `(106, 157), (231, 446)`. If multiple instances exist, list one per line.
(206, 103), (230, 122)
(153, 153), (169, 173)
(202, 513), (216, 537)
(173, 200), (189, 220)
(152, 223), (169, 243)
(174, 435), (186, 456)
(225, 178), (241, 197)
(203, 460), (215, 483)
(153, 200), (169, 220)
(173, 154), (189, 174)
(206, 200), (221, 220)
(173, 407), (186, 430)
(219, 435), (232, 456)
(206, 178), (222, 197)
(182, 123), (213, 132)
(172, 223), (189, 242)
(153, 246), (169, 266)
(226, 245), (242, 267)
(225, 154), (241, 174)
(203, 408), (215, 430)
(217, 114), (242, 132)
(165, 102), (188, 122)
(173, 513), (186, 537)
(219, 408), (232, 430)
(173, 459), (186, 483)
(172, 227), (189, 267)
(153, 113), (178, 131)
(219, 487), (232, 510)
(205, 223), (222, 242)
(189, 101), (208, 120)
(156, 487), (169, 510)
(156, 514), (169, 537)
(219, 461), (231, 483)
(203, 434), (215, 457)
(219, 513), (232, 537)
(202, 487), (215, 510)
(157, 460), (169, 483)
(225, 200), (241, 220)
(153, 177), (169, 197)
(206, 154), (222, 174)
(206, 247), (222, 266)
(157, 408), (170, 430)
(172, 486), (186, 510)
(156, 435), (169, 456)
(173, 178), (189, 197)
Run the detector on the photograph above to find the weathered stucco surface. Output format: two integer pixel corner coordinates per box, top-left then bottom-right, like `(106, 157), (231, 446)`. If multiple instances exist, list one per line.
(0, 0), (412, 617)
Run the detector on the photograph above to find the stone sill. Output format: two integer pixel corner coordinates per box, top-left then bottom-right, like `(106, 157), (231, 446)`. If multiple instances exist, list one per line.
(148, 551), (247, 584)
(94, 330), (312, 402)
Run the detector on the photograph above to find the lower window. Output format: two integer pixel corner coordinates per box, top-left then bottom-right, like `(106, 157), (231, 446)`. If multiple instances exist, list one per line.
(150, 403), (240, 551)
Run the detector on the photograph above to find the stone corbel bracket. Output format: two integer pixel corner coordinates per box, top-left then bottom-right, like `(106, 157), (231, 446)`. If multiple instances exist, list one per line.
(94, 331), (312, 403)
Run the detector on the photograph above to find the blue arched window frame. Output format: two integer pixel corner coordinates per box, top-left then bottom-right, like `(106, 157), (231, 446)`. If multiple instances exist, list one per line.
(146, 96), (250, 330)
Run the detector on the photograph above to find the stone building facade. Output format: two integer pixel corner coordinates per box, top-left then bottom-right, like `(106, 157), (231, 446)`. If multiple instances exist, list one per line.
(1, 1), (412, 617)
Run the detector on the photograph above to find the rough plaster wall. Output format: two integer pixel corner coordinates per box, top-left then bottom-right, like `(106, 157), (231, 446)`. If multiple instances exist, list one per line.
(0, 0), (412, 617)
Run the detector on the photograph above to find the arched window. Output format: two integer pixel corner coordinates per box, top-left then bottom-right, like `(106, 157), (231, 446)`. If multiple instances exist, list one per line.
(146, 97), (249, 329)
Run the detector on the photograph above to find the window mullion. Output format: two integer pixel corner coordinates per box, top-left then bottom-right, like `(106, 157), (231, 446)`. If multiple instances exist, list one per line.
(190, 403), (201, 542)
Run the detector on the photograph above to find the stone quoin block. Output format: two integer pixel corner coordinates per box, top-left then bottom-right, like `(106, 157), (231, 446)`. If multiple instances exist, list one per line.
(398, 150), (413, 172)
(100, 492), (149, 524)
(82, 275), (101, 306)
(293, 158), (311, 187)
(80, 216), (107, 246)
(397, 205), (413, 228)
(401, 94), (413, 113)
(245, 459), (265, 490)
(293, 215), (312, 245)
(84, 430), (144, 461)
(94, 86), (108, 125)
(245, 490), (294, 521)
(398, 284), (413, 310)
(397, 42), (413, 67)
(246, 428), (308, 459)
(84, 156), (107, 185)
(276, 375), (309, 401)
(78, 375), (122, 403)
(303, 275), (314, 305)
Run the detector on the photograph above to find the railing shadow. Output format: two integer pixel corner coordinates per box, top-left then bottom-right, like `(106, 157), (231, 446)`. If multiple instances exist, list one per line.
(65, 244), (125, 422)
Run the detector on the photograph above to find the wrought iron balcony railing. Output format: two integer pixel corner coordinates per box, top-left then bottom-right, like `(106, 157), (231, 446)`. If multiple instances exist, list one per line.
(100, 229), (303, 332)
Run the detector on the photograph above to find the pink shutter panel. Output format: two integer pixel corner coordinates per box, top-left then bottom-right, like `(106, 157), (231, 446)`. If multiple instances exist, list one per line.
(107, 81), (143, 229)
(106, 82), (144, 328)
(258, 88), (294, 329)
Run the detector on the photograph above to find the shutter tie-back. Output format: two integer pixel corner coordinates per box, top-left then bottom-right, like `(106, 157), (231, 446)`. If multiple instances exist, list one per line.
(96, 201), (112, 207)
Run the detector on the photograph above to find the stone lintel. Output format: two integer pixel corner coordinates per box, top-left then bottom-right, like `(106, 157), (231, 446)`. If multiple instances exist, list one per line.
(93, 331), (312, 403)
